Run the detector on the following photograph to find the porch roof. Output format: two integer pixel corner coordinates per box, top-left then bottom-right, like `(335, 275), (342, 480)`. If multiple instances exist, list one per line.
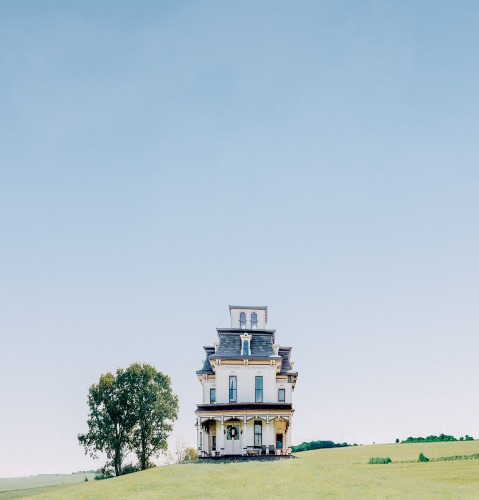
(196, 402), (292, 412)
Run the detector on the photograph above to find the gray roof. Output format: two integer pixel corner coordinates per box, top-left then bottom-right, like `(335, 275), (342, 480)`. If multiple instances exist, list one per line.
(196, 346), (215, 374)
(197, 329), (298, 377)
(209, 330), (276, 359)
(278, 347), (298, 376)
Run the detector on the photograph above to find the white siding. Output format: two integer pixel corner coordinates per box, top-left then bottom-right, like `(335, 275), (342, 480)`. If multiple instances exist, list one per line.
(215, 364), (278, 403)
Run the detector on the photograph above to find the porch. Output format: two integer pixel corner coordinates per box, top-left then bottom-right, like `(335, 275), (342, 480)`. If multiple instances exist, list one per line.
(197, 453), (291, 461)
(196, 413), (292, 458)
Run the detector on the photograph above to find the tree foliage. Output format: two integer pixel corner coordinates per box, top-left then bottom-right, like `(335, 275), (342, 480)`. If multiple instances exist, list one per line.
(125, 363), (179, 470)
(400, 434), (474, 444)
(78, 371), (133, 476)
(291, 440), (353, 453)
(78, 363), (179, 475)
(164, 438), (198, 464)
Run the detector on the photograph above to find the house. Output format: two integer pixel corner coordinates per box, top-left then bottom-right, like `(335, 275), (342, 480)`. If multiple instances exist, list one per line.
(195, 306), (298, 458)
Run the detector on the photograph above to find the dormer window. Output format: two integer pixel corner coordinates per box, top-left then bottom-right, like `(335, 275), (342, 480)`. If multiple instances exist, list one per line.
(251, 312), (258, 329)
(240, 333), (252, 356)
(239, 312), (246, 329)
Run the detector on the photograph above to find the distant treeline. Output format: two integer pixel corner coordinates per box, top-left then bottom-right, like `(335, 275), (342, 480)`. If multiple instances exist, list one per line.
(292, 440), (355, 452)
(399, 434), (474, 444)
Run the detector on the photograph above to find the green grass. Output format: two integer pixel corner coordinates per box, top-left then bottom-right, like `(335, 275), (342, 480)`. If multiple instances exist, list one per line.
(28, 441), (479, 499)
(0, 474), (95, 500)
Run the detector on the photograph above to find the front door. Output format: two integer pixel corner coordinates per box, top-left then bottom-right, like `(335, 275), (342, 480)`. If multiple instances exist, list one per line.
(224, 424), (240, 455)
(276, 433), (283, 452)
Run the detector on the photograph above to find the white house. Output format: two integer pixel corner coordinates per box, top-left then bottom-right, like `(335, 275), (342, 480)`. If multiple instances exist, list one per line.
(195, 306), (298, 458)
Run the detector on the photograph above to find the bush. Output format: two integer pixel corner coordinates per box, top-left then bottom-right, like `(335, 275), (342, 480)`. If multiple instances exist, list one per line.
(418, 453), (429, 462)
(122, 463), (141, 475)
(183, 447), (198, 462)
(369, 457), (391, 464)
(94, 466), (114, 480)
(292, 440), (351, 453)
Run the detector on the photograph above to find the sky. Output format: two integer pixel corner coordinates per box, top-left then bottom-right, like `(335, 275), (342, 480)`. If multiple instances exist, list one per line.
(1, 0), (479, 477)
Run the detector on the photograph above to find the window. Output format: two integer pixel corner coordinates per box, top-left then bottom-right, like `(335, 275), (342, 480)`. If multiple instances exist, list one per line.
(255, 376), (263, 403)
(212, 435), (216, 450)
(278, 388), (285, 402)
(254, 421), (262, 446)
(251, 312), (258, 329)
(226, 424), (240, 440)
(239, 312), (246, 328)
(210, 388), (216, 404)
(243, 339), (249, 356)
(229, 376), (237, 402)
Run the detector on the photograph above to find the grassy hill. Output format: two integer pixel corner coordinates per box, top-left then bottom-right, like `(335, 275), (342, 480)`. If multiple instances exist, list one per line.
(24, 441), (479, 498)
(0, 473), (95, 499)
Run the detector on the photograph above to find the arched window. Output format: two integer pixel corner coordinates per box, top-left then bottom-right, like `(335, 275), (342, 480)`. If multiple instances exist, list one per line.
(239, 312), (246, 329)
(251, 312), (258, 329)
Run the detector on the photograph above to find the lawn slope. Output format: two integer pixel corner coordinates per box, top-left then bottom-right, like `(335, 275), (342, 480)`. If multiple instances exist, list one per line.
(33, 441), (479, 499)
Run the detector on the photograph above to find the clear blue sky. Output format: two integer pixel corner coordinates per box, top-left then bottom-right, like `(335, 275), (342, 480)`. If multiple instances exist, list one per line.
(1, 0), (479, 477)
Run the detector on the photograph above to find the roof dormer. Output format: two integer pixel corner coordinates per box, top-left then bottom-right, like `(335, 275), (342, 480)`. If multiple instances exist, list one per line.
(240, 332), (252, 355)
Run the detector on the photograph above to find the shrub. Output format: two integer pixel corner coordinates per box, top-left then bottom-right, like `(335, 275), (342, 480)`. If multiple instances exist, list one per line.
(183, 447), (198, 462)
(292, 440), (351, 453)
(94, 466), (114, 480)
(418, 453), (429, 462)
(369, 457), (391, 464)
(122, 463), (141, 475)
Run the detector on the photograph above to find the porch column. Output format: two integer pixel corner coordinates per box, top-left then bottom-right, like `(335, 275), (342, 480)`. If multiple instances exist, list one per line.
(218, 420), (225, 456)
(286, 420), (292, 454)
(266, 419), (270, 451)
(196, 423), (201, 454)
(204, 428), (209, 455)
(241, 416), (246, 456)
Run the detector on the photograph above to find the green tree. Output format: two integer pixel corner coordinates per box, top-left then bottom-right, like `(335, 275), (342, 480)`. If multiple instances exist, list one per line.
(183, 447), (198, 462)
(78, 371), (134, 476)
(78, 363), (179, 475)
(124, 363), (179, 470)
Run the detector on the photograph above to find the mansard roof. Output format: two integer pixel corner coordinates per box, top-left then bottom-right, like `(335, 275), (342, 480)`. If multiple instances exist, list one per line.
(196, 328), (298, 376)
(196, 346), (215, 374)
(210, 328), (276, 359)
(278, 346), (298, 376)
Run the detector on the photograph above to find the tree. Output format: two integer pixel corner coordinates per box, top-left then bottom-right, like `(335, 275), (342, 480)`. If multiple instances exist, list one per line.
(124, 363), (179, 470)
(164, 437), (197, 464)
(183, 447), (198, 462)
(78, 363), (179, 475)
(78, 371), (134, 476)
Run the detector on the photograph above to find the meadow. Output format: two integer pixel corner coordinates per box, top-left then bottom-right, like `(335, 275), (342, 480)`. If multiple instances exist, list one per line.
(0, 473), (95, 499)
(11, 440), (479, 499)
